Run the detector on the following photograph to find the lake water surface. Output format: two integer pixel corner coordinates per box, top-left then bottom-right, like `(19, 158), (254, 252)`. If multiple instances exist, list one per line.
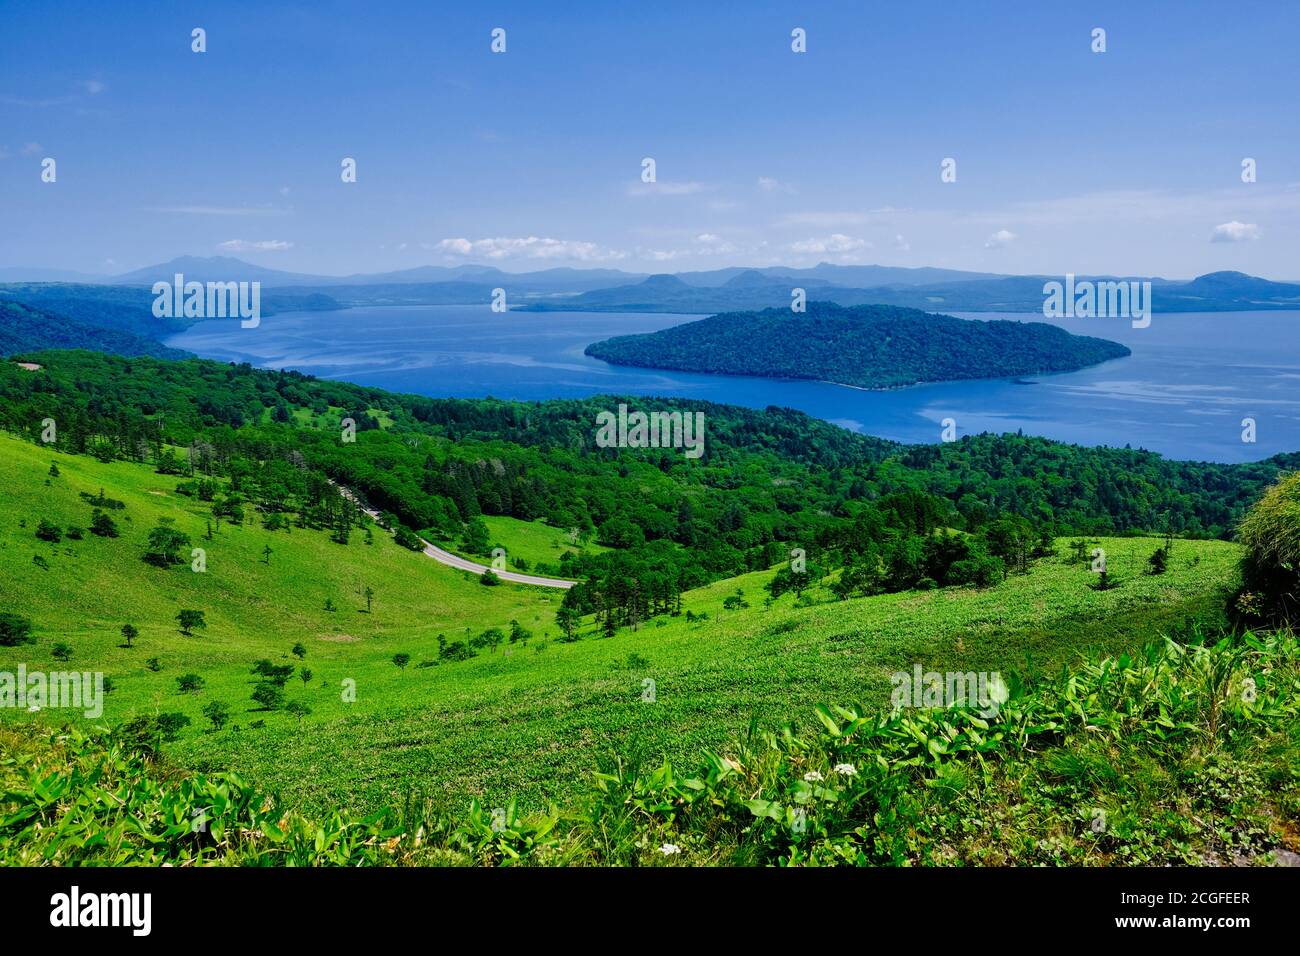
(166, 306), (1300, 464)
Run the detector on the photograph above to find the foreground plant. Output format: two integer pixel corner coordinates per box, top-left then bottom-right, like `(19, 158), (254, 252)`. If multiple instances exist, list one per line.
(2, 630), (1297, 867)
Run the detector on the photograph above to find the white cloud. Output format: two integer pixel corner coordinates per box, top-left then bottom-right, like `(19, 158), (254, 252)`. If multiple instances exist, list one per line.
(984, 229), (1017, 249)
(84, 79), (106, 95)
(0, 93), (75, 108)
(435, 236), (626, 262)
(217, 239), (294, 252)
(20, 142), (42, 156)
(788, 233), (868, 254)
(694, 233), (739, 254)
(970, 187), (1300, 229)
(626, 180), (706, 197)
(641, 248), (685, 262)
(1210, 220), (1260, 243)
(152, 205), (288, 216)
(892, 234), (911, 251)
(778, 211), (868, 228)
(634, 232), (751, 261)
(757, 176), (795, 194)
(776, 208), (906, 229)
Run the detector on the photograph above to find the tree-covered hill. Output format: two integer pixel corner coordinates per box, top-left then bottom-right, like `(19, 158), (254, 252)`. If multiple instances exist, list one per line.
(0, 283), (343, 357)
(0, 300), (188, 360)
(1, 348), (1293, 561)
(584, 302), (1131, 388)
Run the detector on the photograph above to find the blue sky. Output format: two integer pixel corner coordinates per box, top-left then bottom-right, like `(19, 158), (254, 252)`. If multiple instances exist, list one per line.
(1, 0), (1296, 278)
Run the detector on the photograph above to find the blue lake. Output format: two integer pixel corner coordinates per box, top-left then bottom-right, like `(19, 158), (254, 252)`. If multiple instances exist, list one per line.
(166, 305), (1300, 464)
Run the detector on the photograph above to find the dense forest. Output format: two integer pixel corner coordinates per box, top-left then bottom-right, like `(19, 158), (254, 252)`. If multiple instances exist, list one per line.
(0, 300), (187, 360)
(584, 302), (1131, 388)
(2, 349), (1292, 631)
(0, 283), (341, 358)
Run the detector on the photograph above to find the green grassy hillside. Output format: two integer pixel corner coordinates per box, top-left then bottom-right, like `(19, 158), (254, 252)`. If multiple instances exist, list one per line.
(0, 433), (1241, 817)
(453, 514), (607, 570)
(6, 627), (1296, 866)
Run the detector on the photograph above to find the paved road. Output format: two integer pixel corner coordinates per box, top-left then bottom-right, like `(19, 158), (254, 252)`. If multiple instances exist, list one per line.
(412, 537), (576, 588)
(334, 481), (576, 590)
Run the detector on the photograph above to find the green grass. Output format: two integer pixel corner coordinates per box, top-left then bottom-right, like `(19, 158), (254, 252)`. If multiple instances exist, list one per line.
(453, 514), (606, 569)
(0, 433), (1242, 819)
(0, 433), (559, 746)
(5, 629), (1297, 866)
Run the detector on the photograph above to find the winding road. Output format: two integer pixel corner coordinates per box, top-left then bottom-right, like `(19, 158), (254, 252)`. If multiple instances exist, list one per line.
(333, 481), (576, 589)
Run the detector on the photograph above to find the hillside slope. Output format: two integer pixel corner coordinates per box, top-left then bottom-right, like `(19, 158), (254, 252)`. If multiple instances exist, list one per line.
(0, 432), (1240, 815)
(0, 299), (188, 359)
(6, 626), (1296, 866)
(0, 283), (343, 357)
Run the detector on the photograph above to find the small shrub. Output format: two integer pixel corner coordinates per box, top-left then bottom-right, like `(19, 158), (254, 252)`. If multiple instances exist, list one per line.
(0, 613), (35, 647)
(90, 510), (119, 537)
(202, 700), (230, 730)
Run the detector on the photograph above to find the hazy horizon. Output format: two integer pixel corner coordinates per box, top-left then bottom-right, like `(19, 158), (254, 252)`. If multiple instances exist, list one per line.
(1, 254), (1272, 285)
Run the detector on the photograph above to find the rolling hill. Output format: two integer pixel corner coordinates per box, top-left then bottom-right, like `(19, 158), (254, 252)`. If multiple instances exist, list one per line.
(0, 299), (188, 360)
(0, 430), (1241, 816)
(0, 283), (344, 358)
(1, 349), (1293, 870)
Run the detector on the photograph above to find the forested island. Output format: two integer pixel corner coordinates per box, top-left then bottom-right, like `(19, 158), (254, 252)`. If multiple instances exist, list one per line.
(584, 302), (1131, 389)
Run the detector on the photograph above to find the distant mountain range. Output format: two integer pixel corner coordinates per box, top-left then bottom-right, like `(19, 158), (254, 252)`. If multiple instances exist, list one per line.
(2, 257), (1009, 291)
(101, 257), (645, 293)
(522, 270), (1300, 314)
(584, 302), (1132, 390)
(2, 255), (1298, 364)
(3, 257), (1296, 314)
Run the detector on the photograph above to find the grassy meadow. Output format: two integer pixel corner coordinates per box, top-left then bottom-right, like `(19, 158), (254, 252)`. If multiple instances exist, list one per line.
(455, 514), (608, 569)
(0, 432), (1243, 818)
